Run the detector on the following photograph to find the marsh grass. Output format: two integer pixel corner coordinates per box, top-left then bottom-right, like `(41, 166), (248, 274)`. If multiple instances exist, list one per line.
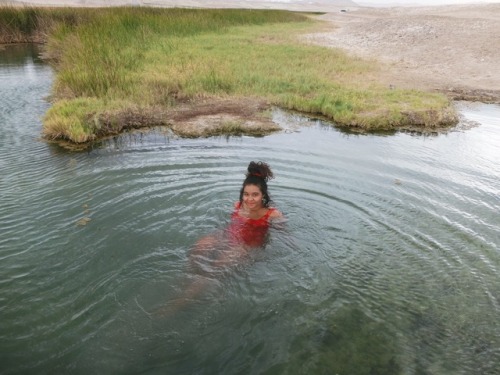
(0, 6), (87, 43)
(0, 6), (457, 144)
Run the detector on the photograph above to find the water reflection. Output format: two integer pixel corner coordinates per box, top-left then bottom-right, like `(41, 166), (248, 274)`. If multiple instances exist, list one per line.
(0, 43), (43, 65)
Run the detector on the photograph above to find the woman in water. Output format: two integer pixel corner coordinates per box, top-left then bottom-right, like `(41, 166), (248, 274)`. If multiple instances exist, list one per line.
(227, 160), (283, 246)
(192, 160), (283, 262)
(156, 161), (283, 316)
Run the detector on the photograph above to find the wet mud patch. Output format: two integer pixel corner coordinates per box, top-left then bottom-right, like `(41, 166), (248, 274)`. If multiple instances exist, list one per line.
(49, 97), (282, 151)
(444, 88), (500, 104)
(168, 97), (281, 137)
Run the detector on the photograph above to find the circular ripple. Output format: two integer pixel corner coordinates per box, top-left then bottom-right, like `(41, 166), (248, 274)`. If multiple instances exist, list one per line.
(1, 46), (499, 374)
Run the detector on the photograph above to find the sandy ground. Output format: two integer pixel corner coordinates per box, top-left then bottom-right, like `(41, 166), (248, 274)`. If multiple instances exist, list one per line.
(304, 3), (500, 102)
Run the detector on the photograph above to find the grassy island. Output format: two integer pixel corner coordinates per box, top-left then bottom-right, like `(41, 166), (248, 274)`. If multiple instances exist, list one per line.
(1, 6), (458, 147)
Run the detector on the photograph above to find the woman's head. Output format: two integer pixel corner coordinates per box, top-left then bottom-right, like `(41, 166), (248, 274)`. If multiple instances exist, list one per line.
(239, 161), (274, 208)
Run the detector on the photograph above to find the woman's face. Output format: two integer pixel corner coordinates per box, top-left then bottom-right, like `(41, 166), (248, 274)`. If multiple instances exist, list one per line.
(242, 184), (263, 210)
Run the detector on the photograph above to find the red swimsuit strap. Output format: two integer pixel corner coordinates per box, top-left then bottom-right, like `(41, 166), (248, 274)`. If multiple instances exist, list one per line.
(251, 208), (275, 225)
(234, 202), (274, 224)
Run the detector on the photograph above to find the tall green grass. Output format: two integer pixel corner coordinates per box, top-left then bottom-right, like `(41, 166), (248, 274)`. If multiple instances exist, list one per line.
(0, 6), (87, 43)
(46, 7), (307, 98)
(1, 6), (457, 144)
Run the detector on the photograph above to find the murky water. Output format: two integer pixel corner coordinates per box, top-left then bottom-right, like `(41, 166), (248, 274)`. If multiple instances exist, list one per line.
(1, 44), (499, 375)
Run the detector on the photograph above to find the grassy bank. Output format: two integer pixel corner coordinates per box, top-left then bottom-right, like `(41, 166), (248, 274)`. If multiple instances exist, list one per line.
(1, 6), (457, 145)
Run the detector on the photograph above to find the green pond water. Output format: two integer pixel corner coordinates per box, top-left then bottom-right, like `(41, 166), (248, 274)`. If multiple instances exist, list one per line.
(1, 44), (499, 375)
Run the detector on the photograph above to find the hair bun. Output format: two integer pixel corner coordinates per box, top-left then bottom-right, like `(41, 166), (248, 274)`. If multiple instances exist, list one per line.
(246, 161), (274, 182)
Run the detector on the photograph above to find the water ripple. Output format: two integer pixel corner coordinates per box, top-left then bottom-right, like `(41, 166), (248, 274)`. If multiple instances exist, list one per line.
(1, 46), (500, 374)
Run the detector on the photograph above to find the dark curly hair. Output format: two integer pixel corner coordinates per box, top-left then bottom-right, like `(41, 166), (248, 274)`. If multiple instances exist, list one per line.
(239, 161), (274, 208)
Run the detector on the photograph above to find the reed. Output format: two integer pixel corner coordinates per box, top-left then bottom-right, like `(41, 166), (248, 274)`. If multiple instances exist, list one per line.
(0, 6), (457, 144)
(0, 6), (87, 43)
(45, 8), (307, 98)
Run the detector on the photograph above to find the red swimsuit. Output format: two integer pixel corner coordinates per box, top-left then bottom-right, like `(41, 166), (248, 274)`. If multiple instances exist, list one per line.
(228, 202), (276, 247)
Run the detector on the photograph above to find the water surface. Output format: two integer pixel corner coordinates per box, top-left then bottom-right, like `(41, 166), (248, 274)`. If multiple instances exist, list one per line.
(1, 44), (499, 375)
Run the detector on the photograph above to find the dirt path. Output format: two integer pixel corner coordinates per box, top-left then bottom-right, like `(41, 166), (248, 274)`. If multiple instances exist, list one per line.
(304, 4), (500, 103)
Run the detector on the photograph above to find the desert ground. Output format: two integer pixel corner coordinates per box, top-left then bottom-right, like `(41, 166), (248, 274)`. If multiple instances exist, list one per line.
(9, 0), (500, 103)
(304, 3), (500, 103)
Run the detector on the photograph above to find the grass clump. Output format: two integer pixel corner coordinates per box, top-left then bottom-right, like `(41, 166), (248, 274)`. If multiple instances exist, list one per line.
(0, 6), (89, 43)
(43, 97), (114, 142)
(0, 6), (457, 146)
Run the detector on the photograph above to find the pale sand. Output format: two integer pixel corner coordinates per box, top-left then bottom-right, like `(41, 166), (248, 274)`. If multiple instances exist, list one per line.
(304, 3), (500, 102)
(9, 0), (500, 101)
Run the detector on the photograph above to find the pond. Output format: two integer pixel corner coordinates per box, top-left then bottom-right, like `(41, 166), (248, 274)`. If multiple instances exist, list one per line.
(1, 44), (499, 375)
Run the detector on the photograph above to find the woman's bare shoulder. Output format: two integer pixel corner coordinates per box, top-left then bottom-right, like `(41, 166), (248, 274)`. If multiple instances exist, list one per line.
(269, 208), (283, 219)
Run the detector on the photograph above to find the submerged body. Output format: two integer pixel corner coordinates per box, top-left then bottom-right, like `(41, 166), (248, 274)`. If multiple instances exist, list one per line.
(192, 166), (283, 271)
(156, 161), (283, 316)
(191, 200), (281, 274)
